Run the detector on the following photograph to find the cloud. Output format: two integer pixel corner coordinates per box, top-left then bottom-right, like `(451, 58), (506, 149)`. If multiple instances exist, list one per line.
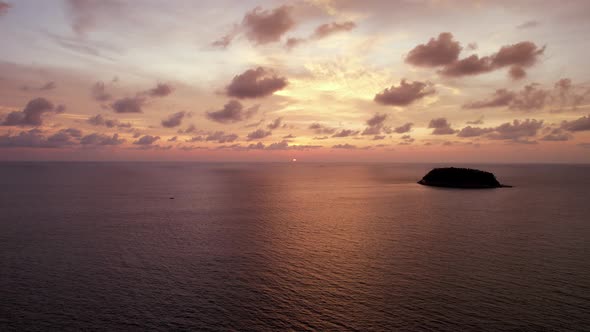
(146, 83), (173, 97)
(362, 113), (388, 135)
(541, 128), (572, 141)
(161, 111), (186, 128)
(560, 115), (590, 132)
(428, 118), (456, 135)
(394, 122), (413, 134)
(226, 67), (288, 99)
(509, 66), (526, 80)
(241, 5), (295, 44)
(22, 81), (57, 91)
(178, 124), (200, 134)
(374, 79), (435, 106)
(312, 21), (356, 39)
(399, 135), (415, 145)
(332, 144), (357, 149)
(467, 117), (484, 125)
(309, 123), (336, 135)
(267, 117), (283, 129)
(206, 100), (258, 123)
(1, 97), (61, 126)
(80, 133), (125, 146)
(407, 33), (545, 78)
(0, 129), (81, 148)
(405, 32), (462, 67)
(463, 89), (515, 109)
(87, 114), (132, 128)
(463, 84), (549, 111)
(214, 5), (295, 47)
(509, 84), (549, 111)
(168, 136), (177, 142)
(439, 41), (545, 78)
(247, 128), (272, 140)
(133, 135), (160, 145)
(491, 42), (545, 68)
(0, 1), (11, 16)
(439, 54), (493, 77)
(332, 129), (360, 137)
(65, 0), (122, 35)
(91, 81), (112, 102)
(283, 134), (295, 139)
(488, 119), (544, 140)
(205, 131), (238, 143)
(457, 126), (494, 137)
(517, 20), (539, 29)
(111, 96), (145, 113)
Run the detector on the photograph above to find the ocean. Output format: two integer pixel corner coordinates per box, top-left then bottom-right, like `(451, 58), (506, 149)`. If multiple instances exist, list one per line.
(1, 162), (589, 331)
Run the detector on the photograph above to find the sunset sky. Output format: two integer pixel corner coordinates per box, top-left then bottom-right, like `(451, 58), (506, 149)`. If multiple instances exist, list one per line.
(1, 0), (589, 162)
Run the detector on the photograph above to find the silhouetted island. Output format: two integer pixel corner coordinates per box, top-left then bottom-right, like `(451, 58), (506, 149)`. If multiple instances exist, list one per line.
(418, 167), (511, 189)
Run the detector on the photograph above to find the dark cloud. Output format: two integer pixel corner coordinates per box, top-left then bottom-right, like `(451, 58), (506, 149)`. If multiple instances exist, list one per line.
(541, 128), (572, 141)
(488, 119), (544, 140)
(87, 114), (131, 128)
(178, 124), (200, 134)
(362, 113), (388, 135)
(161, 111), (186, 128)
(406, 33), (546, 78)
(205, 131), (238, 143)
(133, 135), (160, 145)
(332, 144), (357, 149)
(0, 1), (11, 16)
(509, 66), (526, 80)
(312, 21), (356, 39)
(309, 123), (336, 135)
(463, 89), (515, 109)
(283, 134), (295, 139)
(509, 84), (549, 111)
(206, 100), (258, 123)
(1, 97), (60, 126)
(0, 129), (77, 148)
(374, 79), (435, 106)
(399, 135), (415, 145)
(405, 32), (462, 67)
(242, 5), (295, 44)
(463, 84), (548, 111)
(147, 83), (173, 97)
(313, 136), (329, 140)
(285, 37), (305, 49)
(247, 128), (272, 140)
(457, 126), (494, 137)
(285, 20), (356, 49)
(61, 128), (83, 138)
(267, 117), (283, 129)
(111, 96), (145, 113)
(80, 133), (125, 146)
(517, 20), (539, 29)
(168, 136), (177, 142)
(428, 118), (456, 135)
(226, 67), (288, 99)
(65, 0), (122, 35)
(439, 54), (493, 77)
(332, 129), (360, 137)
(22, 81), (57, 91)
(491, 42), (545, 68)
(560, 115), (590, 132)
(91, 81), (112, 102)
(393, 122), (413, 134)
(467, 117), (484, 125)
(439, 41), (545, 78)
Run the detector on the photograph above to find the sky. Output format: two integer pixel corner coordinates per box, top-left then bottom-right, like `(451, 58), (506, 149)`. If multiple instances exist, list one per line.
(0, 0), (589, 162)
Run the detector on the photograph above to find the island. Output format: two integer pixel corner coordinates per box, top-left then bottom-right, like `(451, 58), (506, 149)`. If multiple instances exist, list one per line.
(418, 167), (511, 189)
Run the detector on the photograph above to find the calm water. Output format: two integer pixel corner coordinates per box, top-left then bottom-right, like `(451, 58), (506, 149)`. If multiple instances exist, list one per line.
(1, 162), (589, 331)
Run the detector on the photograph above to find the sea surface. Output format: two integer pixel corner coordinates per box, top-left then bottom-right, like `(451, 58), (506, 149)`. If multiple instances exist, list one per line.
(1, 162), (589, 331)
